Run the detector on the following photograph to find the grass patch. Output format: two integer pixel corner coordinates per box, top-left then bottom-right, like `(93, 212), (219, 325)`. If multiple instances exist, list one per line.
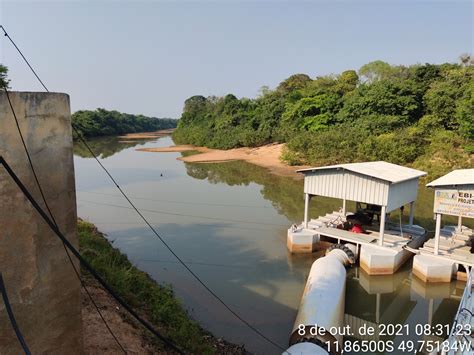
(78, 219), (215, 354)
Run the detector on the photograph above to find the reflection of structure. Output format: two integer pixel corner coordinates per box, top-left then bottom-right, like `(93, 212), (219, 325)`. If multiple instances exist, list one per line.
(345, 267), (462, 347)
(344, 267), (414, 341)
(414, 169), (474, 283)
(287, 161), (427, 275)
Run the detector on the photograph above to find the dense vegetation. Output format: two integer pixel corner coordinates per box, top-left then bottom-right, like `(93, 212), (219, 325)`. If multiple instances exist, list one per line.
(78, 219), (217, 353)
(174, 56), (473, 178)
(73, 108), (177, 138)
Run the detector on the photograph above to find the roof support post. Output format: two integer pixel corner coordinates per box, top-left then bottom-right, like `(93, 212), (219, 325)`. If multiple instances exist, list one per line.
(378, 205), (386, 246)
(434, 213), (441, 256)
(457, 216), (462, 232)
(342, 199), (346, 216)
(409, 201), (415, 226)
(304, 193), (311, 229)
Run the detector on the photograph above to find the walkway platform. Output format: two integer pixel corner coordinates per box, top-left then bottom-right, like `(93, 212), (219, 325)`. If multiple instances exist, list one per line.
(413, 226), (473, 283)
(288, 210), (426, 275)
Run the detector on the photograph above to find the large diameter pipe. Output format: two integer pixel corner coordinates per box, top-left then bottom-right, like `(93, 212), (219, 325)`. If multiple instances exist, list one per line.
(286, 342), (329, 354)
(287, 245), (354, 354)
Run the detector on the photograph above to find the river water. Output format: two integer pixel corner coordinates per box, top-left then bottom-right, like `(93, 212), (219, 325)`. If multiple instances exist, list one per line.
(74, 135), (471, 354)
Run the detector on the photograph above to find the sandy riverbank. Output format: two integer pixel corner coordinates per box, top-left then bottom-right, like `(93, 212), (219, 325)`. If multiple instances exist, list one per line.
(118, 128), (175, 139)
(137, 143), (309, 179)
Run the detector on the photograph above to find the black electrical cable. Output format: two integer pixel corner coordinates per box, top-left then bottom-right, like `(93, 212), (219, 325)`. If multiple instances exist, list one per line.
(0, 156), (185, 354)
(3, 87), (127, 354)
(73, 128), (287, 352)
(0, 25), (286, 352)
(0, 26), (48, 92)
(460, 307), (474, 317)
(0, 272), (31, 355)
(78, 198), (288, 227)
(79, 190), (271, 209)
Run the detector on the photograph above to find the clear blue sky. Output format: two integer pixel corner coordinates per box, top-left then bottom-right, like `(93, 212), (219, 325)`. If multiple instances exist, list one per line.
(1, 1), (472, 118)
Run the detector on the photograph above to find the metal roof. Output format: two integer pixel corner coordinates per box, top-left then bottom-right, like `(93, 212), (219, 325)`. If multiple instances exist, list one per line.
(297, 161), (426, 184)
(426, 169), (474, 187)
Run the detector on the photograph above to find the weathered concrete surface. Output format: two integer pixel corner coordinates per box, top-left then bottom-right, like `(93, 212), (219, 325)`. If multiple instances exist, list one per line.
(360, 244), (412, 275)
(287, 228), (321, 253)
(412, 254), (457, 283)
(0, 92), (83, 353)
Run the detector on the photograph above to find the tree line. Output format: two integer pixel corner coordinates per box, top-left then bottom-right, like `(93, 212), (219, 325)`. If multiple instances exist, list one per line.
(173, 57), (473, 178)
(1, 65), (177, 138)
(72, 108), (177, 138)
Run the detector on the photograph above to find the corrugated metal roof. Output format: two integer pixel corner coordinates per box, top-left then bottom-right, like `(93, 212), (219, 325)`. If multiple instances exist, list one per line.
(297, 161), (426, 184)
(426, 169), (474, 187)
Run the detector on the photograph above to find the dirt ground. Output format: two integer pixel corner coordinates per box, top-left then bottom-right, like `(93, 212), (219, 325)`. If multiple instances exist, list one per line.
(137, 143), (309, 179)
(82, 279), (247, 354)
(82, 281), (158, 354)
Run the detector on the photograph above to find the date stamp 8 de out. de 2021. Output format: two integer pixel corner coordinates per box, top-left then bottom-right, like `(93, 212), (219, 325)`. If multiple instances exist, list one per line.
(297, 323), (472, 353)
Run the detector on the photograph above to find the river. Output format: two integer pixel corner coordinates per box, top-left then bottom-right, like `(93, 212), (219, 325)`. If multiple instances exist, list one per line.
(74, 135), (471, 354)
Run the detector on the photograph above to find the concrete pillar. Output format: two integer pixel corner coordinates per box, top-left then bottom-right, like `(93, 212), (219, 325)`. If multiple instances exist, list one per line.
(378, 205), (386, 246)
(0, 92), (83, 353)
(434, 213), (441, 256)
(409, 201), (415, 226)
(304, 193), (310, 228)
(457, 216), (462, 232)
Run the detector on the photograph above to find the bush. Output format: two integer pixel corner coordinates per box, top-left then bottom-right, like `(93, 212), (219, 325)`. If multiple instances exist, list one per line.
(78, 220), (215, 354)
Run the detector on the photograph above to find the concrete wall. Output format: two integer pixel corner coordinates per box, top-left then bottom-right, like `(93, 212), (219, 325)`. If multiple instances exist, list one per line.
(0, 92), (83, 353)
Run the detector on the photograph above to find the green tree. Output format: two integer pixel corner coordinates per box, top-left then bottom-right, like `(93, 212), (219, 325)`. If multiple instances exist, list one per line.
(338, 79), (422, 122)
(173, 58), (472, 178)
(0, 64), (9, 89)
(335, 70), (359, 94)
(281, 93), (341, 135)
(72, 108), (177, 138)
(277, 74), (312, 94)
(423, 66), (473, 130)
(358, 60), (393, 83)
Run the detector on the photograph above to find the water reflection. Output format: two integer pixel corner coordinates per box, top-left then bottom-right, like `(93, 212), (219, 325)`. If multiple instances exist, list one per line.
(74, 136), (469, 354)
(343, 265), (464, 354)
(184, 159), (473, 232)
(73, 136), (152, 158)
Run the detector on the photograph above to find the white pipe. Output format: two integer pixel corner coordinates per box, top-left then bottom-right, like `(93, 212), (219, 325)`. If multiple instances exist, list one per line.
(286, 342), (329, 354)
(287, 246), (353, 353)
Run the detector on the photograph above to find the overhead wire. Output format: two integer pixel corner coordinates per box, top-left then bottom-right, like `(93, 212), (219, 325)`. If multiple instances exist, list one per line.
(3, 87), (127, 354)
(78, 190), (272, 209)
(0, 272), (31, 355)
(0, 156), (185, 354)
(0, 25), (286, 352)
(77, 198), (288, 227)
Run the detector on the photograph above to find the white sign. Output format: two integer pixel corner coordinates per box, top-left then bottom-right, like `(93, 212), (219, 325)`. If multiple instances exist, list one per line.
(433, 189), (474, 218)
